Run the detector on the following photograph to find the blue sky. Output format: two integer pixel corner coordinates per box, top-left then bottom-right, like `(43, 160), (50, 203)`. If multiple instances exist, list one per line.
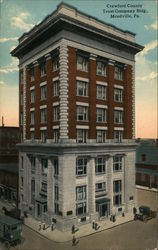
(0, 0), (157, 138)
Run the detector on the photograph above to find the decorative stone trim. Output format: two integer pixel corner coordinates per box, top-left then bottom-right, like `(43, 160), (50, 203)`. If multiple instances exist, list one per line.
(30, 86), (35, 90)
(30, 128), (35, 131)
(76, 102), (89, 107)
(114, 84), (124, 89)
(33, 60), (39, 67)
(89, 53), (97, 61)
(40, 81), (47, 87)
(59, 39), (69, 139)
(40, 105), (47, 109)
(108, 59), (115, 65)
(53, 125), (59, 129)
(53, 76), (59, 82)
(45, 53), (51, 60)
(23, 66), (27, 140)
(30, 107), (35, 111)
(96, 104), (108, 109)
(76, 125), (89, 129)
(53, 101), (59, 106)
(40, 127), (47, 130)
(114, 127), (124, 131)
(96, 81), (108, 86)
(76, 76), (89, 82)
(114, 107), (124, 111)
(96, 126), (108, 130)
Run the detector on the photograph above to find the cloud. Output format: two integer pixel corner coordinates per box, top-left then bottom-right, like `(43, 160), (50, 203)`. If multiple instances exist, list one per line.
(144, 18), (158, 30)
(0, 80), (5, 85)
(11, 12), (35, 31)
(0, 58), (19, 74)
(0, 0), (3, 3)
(136, 71), (158, 81)
(139, 40), (157, 56)
(0, 37), (18, 43)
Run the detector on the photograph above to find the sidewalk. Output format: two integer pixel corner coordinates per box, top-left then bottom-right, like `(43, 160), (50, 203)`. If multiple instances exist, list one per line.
(24, 212), (134, 243)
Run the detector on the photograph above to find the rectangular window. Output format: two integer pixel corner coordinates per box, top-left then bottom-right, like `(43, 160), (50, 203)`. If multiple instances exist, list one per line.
(96, 130), (106, 143)
(76, 202), (86, 216)
(41, 61), (46, 76)
(77, 55), (88, 72)
(96, 61), (107, 76)
(54, 159), (59, 176)
(114, 110), (123, 124)
(31, 179), (35, 204)
(41, 108), (47, 123)
(20, 113), (23, 126)
(30, 67), (35, 81)
(77, 106), (88, 121)
(53, 106), (59, 121)
(54, 129), (59, 143)
(30, 111), (35, 125)
(76, 129), (88, 143)
(55, 185), (59, 201)
(41, 159), (48, 174)
(97, 85), (107, 100)
(76, 158), (87, 176)
(20, 71), (23, 84)
(76, 81), (88, 97)
(115, 66), (123, 80)
(41, 130), (47, 143)
(31, 90), (35, 103)
(41, 182), (47, 192)
(113, 180), (122, 206)
(21, 156), (24, 169)
(114, 130), (123, 143)
(31, 157), (36, 173)
(41, 85), (47, 100)
(113, 156), (123, 172)
(114, 88), (123, 102)
(95, 157), (106, 174)
(20, 93), (23, 105)
(96, 182), (106, 192)
(21, 176), (24, 187)
(141, 154), (146, 162)
(96, 108), (107, 123)
(54, 203), (59, 215)
(31, 131), (35, 141)
(76, 186), (86, 201)
(53, 81), (59, 96)
(52, 55), (58, 71)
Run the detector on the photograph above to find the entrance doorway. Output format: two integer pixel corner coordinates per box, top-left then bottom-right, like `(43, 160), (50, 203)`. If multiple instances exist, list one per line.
(96, 198), (110, 218)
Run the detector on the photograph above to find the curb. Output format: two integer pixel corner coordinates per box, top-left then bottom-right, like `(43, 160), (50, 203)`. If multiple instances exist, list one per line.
(24, 218), (134, 243)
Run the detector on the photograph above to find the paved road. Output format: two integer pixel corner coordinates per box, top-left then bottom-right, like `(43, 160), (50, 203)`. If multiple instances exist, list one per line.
(0, 216), (157, 250)
(0, 189), (157, 250)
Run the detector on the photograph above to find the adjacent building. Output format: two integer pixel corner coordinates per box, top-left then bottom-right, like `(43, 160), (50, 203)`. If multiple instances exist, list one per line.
(136, 139), (158, 188)
(11, 3), (143, 231)
(0, 125), (19, 203)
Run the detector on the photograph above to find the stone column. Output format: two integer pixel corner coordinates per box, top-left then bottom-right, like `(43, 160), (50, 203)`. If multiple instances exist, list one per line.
(88, 157), (98, 221)
(107, 155), (113, 211)
(47, 159), (54, 216)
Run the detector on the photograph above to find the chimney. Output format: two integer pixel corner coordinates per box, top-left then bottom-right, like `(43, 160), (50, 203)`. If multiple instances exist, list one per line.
(2, 116), (4, 127)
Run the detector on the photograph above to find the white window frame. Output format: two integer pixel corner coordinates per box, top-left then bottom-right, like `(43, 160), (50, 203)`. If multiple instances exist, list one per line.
(96, 182), (106, 192)
(76, 81), (88, 97)
(114, 130), (123, 143)
(41, 85), (47, 100)
(97, 85), (107, 100)
(76, 186), (86, 201)
(40, 61), (46, 76)
(53, 106), (59, 121)
(114, 88), (123, 102)
(41, 158), (48, 174)
(31, 89), (35, 103)
(41, 108), (47, 123)
(77, 106), (88, 121)
(114, 66), (123, 80)
(76, 158), (87, 176)
(114, 110), (123, 124)
(30, 67), (35, 81)
(96, 130), (106, 143)
(30, 111), (35, 125)
(96, 108), (107, 123)
(113, 156), (123, 172)
(20, 113), (23, 126)
(41, 130), (47, 143)
(95, 157), (106, 174)
(76, 129), (88, 143)
(113, 180), (122, 206)
(54, 129), (59, 143)
(96, 61), (107, 76)
(77, 55), (88, 72)
(53, 81), (59, 96)
(52, 55), (58, 71)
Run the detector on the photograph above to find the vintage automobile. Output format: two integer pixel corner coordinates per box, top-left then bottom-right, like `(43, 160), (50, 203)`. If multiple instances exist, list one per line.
(134, 206), (157, 222)
(0, 215), (22, 248)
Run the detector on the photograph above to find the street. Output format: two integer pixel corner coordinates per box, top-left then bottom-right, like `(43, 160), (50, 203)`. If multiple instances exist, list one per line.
(0, 188), (157, 250)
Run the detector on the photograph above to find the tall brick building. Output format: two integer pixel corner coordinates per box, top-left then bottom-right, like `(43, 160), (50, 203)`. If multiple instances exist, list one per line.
(11, 3), (143, 231)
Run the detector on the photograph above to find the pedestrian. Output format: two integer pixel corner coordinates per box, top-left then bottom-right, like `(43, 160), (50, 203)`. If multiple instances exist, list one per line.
(72, 224), (75, 234)
(72, 235), (76, 246)
(38, 223), (41, 231)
